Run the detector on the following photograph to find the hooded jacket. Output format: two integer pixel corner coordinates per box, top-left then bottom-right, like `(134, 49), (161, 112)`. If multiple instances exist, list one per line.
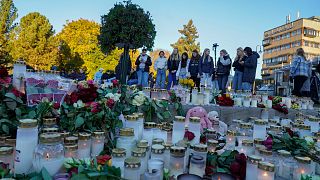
(242, 52), (260, 83)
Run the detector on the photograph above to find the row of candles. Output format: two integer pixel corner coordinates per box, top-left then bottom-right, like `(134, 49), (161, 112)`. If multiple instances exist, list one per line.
(0, 118), (106, 176)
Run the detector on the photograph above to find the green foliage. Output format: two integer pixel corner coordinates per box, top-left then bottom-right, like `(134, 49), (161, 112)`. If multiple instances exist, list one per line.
(0, 0), (17, 65)
(207, 150), (238, 174)
(171, 19), (200, 57)
(9, 12), (58, 70)
(100, 0), (156, 53)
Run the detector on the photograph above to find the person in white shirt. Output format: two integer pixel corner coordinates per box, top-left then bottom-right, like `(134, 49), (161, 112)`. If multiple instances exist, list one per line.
(176, 52), (190, 80)
(154, 51), (167, 89)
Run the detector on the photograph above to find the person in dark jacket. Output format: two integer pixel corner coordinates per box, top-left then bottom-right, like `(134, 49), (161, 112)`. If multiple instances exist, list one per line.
(135, 49), (152, 87)
(217, 49), (232, 93)
(127, 69), (138, 86)
(68, 69), (77, 80)
(232, 48), (245, 91)
(167, 48), (180, 90)
(77, 69), (87, 81)
(241, 47), (259, 91)
(115, 53), (132, 83)
(188, 49), (201, 88)
(199, 48), (214, 87)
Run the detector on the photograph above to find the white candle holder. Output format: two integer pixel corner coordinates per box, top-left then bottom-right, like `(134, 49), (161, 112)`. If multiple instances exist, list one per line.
(189, 117), (201, 145)
(0, 146), (14, 169)
(125, 115), (140, 141)
(124, 157), (141, 180)
(189, 155), (205, 177)
(112, 148), (126, 178)
(257, 161), (275, 180)
(163, 143), (172, 169)
(172, 116), (185, 144)
(142, 122), (156, 145)
(298, 125), (312, 138)
(169, 146), (185, 178)
(151, 144), (165, 162)
(137, 140), (150, 159)
(237, 139), (254, 155)
(148, 159), (164, 180)
(305, 116), (319, 133)
(253, 120), (267, 140)
(132, 148), (147, 176)
(191, 88), (198, 105)
(294, 156), (313, 180)
(246, 155), (263, 180)
(134, 113), (145, 140)
(91, 131), (105, 157)
(190, 144), (207, 166)
(64, 144), (78, 158)
(78, 132), (92, 159)
(117, 128), (136, 158)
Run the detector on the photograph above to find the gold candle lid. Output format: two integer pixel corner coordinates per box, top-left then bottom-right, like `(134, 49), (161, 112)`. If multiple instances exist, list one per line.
(227, 130), (236, 136)
(156, 123), (164, 129)
(163, 142), (173, 150)
(254, 119), (267, 125)
(42, 127), (59, 133)
(207, 139), (219, 146)
(151, 144), (165, 154)
(119, 128), (134, 136)
(0, 146), (13, 155)
(269, 125), (282, 131)
(292, 123), (301, 128)
(152, 138), (164, 145)
(242, 139), (254, 146)
(232, 119), (243, 124)
(259, 149), (272, 156)
(240, 123), (252, 129)
(78, 132), (92, 140)
(112, 148), (126, 157)
(174, 116), (185, 122)
(192, 144), (208, 152)
(143, 87), (150, 90)
(134, 113), (144, 119)
(127, 115), (138, 121)
(65, 136), (79, 144)
(247, 155), (262, 164)
(5, 138), (16, 146)
(254, 138), (264, 145)
(19, 119), (37, 128)
(314, 132), (320, 137)
(300, 124), (311, 130)
(60, 131), (70, 138)
(268, 119), (278, 124)
(43, 118), (56, 126)
(144, 122), (156, 129)
(308, 116), (319, 122)
(258, 161), (275, 172)
(190, 117), (200, 123)
(295, 156), (311, 164)
(131, 148), (146, 157)
(64, 144), (78, 151)
(93, 131), (105, 138)
(170, 146), (186, 157)
(124, 157), (141, 168)
(39, 133), (61, 144)
(206, 129), (216, 135)
(277, 150), (291, 157)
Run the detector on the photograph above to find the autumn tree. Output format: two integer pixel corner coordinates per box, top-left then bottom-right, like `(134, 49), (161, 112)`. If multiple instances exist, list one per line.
(9, 12), (58, 70)
(0, 0), (17, 65)
(100, 0), (156, 84)
(171, 19), (200, 57)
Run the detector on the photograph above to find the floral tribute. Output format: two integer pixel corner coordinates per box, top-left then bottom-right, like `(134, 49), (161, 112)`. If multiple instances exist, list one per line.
(179, 78), (194, 88)
(216, 94), (234, 106)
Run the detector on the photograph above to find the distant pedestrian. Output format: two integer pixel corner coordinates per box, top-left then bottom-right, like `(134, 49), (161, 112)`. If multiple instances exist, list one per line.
(241, 47), (259, 91)
(68, 69), (77, 80)
(217, 49), (232, 93)
(127, 69), (138, 86)
(154, 51), (167, 89)
(94, 68), (104, 84)
(199, 48), (214, 87)
(290, 48), (311, 97)
(232, 48), (246, 91)
(177, 52), (190, 80)
(188, 49), (201, 88)
(167, 48), (180, 90)
(149, 72), (155, 88)
(77, 69), (87, 81)
(135, 49), (152, 87)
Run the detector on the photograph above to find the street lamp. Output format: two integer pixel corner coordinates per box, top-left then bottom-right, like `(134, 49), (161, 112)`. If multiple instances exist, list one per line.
(256, 45), (262, 54)
(212, 43), (219, 66)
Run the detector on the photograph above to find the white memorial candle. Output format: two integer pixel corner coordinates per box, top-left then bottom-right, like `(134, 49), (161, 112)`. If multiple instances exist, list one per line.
(246, 155), (262, 180)
(78, 132), (92, 159)
(91, 131), (105, 157)
(253, 120), (267, 140)
(257, 161), (275, 180)
(172, 116), (185, 144)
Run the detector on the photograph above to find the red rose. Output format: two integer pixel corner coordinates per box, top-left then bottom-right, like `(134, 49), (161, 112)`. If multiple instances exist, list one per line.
(205, 165), (215, 176)
(230, 161), (241, 174)
(106, 98), (115, 109)
(112, 79), (119, 87)
(0, 162), (9, 169)
(200, 135), (207, 144)
(236, 153), (247, 165)
(263, 136), (273, 150)
(11, 88), (24, 98)
(68, 167), (78, 177)
(70, 92), (78, 104)
(97, 155), (111, 165)
(184, 130), (195, 141)
(0, 66), (9, 78)
(286, 128), (294, 137)
(53, 102), (60, 109)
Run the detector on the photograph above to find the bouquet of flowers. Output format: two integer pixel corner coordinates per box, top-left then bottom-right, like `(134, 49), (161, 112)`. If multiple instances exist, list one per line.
(179, 78), (194, 88)
(216, 94), (234, 106)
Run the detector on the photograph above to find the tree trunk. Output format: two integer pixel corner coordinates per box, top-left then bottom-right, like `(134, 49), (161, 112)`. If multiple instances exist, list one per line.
(120, 44), (129, 84)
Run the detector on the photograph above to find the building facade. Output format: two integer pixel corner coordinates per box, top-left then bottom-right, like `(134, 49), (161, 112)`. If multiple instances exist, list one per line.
(262, 16), (320, 85)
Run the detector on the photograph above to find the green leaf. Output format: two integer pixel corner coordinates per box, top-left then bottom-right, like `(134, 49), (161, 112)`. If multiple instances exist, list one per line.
(156, 113), (163, 120)
(5, 99), (17, 110)
(71, 173), (89, 180)
(28, 110), (36, 119)
(41, 168), (52, 180)
(220, 150), (232, 157)
(162, 111), (171, 119)
(75, 116), (85, 128)
(1, 124), (9, 134)
(217, 167), (230, 173)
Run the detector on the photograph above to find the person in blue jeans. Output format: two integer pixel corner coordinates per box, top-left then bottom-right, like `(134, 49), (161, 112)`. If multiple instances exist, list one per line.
(232, 48), (245, 91)
(176, 52), (190, 80)
(199, 48), (214, 87)
(135, 49), (152, 87)
(154, 51), (167, 89)
(167, 48), (180, 90)
(216, 49), (232, 93)
(241, 47), (259, 91)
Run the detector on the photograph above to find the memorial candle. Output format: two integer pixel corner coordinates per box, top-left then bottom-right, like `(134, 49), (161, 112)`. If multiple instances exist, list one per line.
(172, 116), (186, 144)
(112, 148), (126, 178)
(0, 146), (14, 169)
(246, 155), (262, 180)
(294, 156), (313, 180)
(78, 132), (92, 159)
(64, 144), (78, 158)
(253, 119), (267, 140)
(91, 131), (105, 157)
(257, 161), (275, 180)
(117, 128), (136, 158)
(188, 117), (201, 145)
(132, 148), (147, 176)
(169, 146), (185, 178)
(124, 157), (141, 180)
(142, 122), (156, 145)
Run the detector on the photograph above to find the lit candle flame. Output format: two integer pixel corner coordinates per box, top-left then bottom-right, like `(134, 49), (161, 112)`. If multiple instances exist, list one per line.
(263, 172), (268, 177)
(218, 176), (221, 180)
(301, 169), (305, 174)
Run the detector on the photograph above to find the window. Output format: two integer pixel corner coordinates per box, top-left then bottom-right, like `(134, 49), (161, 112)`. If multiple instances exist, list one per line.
(305, 41), (309, 46)
(297, 29), (301, 35)
(292, 30), (297, 36)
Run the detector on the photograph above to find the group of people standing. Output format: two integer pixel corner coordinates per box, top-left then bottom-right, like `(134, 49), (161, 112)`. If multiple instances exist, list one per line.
(133, 47), (260, 92)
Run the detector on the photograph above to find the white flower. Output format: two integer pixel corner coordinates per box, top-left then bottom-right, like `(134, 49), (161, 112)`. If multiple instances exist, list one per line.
(305, 136), (314, 145)
(105, 93), (115, 99)
(113, 93), (121, 102)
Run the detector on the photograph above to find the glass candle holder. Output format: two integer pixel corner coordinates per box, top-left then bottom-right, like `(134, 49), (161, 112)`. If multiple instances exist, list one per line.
(237, 139), (254, 156)
(259, 149), (273, 163)
(257, 161), (275, 180)
(78, 132), (92, 159)
(132, 148), (147, 176)
(117, 128), (136, 158)
(277, 150), (293, 179)
(163, 142), (172, 169)
(143, 87), (151, 98)
(197, 92), (204, 105)
(137, 140), (150, 159)
(42, 117), (58, 129)
(294, 156), (313, 180)
(298, 124), (312, 138)
(152, 138), (164, 145)
(243, 96), (251, 107)
(251, 98), (258, 107)
(246, 155), (263, 180)
(207, 139), (219, 152)
(91, 131), (105, 157)
(254, 138), (265, 155)
(262, 94), (268, 104)
(144, 169), (161, 180)
(64, 144), (78, 158)
(60, 131), (70, 144)
(224, 130), (236, 150)
(261, 109), (269, 121)
(229, 119), (243, 132)
(189, 155), (205, 177)
(172, 116), (186, 144)
(33, 133), (64, 176)
(205, 129), (218, 140)
(191, 88), (198, 104)
(64, 136), (78, 145)
(253, 119), (267, 140)
(151, 144), (165, 162)
(268, 125), (282, 135)
(305, 116), (319, 133)
(14, 119), (39, 175)
(0, 146), (14, 169)
(266, 100), (273, 108)
(148, 159), (164, 180)
(190, 144), (207, 166)
(143, 122), (156, 145)
(112, 148), (126, 178)
(126, 115), (140, 141)
(124, 157), (141, 180)
(134, 113), (144, 140)
(237, 123), (253, 146)
(170, 146), (186, 178)
(189, 117), (201, 145)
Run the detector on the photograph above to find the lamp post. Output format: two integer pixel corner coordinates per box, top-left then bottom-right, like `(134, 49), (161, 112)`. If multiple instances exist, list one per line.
(256, 45), (262, 54)
(212, 43), (219, 67)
